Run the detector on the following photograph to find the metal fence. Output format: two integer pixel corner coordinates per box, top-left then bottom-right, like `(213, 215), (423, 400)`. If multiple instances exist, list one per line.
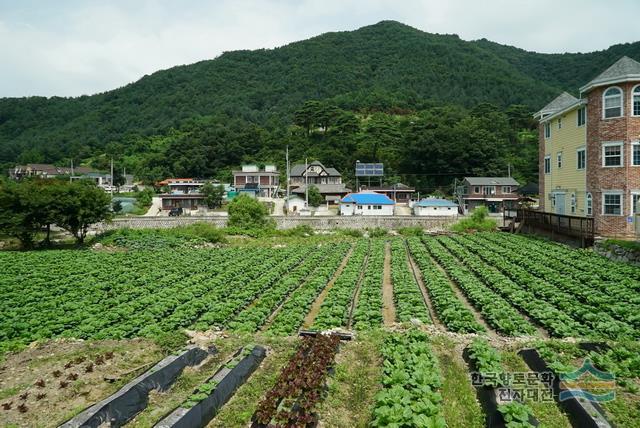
(517, 209), (595, 247)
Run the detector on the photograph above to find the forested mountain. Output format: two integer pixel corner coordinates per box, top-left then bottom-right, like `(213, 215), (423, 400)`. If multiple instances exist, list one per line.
(1, 21), (639, 191)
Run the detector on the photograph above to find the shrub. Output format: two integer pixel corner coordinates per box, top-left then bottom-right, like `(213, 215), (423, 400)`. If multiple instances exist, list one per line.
(450, 206), (496, 233)
(112, 200), (123, 213)
(366, 227), (388, 238)
(153, 330), (189, 354)
(227, 194), (275, 230)
(307, 185), (322, 207)
(182, 222), (226, 243)
(135, 188), (155, 207)
(279, 225), (315, 237)
(398, 226), (424, 237)
(338, 228), (363, 238)
(97, 223), (226, 249)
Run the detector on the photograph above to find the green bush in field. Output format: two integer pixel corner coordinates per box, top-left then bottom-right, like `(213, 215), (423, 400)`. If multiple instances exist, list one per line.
(338, 228), (363, 238)
(450, 206), (496, 233)
(98, 222), (226, 249)
(398, 226), (424, 237)
(279, 225), (315, 237)
(367, 227), (388, 238)
(227, 194), (275, 230)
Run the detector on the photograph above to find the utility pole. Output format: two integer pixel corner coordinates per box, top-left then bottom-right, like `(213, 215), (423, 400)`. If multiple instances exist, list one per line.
(70, 159), (74, 183)
(286, 146), (290, 200)
(110, 157), (114, 197)
(508, 163), (511, 177)
(304, 157), (308, 208)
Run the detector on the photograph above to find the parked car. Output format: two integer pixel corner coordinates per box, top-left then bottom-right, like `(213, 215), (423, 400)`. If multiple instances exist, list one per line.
(169, 207), (183, 217)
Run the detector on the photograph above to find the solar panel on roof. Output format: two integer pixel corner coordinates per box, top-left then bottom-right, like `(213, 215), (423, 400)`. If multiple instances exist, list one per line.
(355, 163), (384, 177)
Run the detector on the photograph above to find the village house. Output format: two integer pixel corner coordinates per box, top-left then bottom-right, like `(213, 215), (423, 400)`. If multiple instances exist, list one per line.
(359, 183), (415, 203)
(413, 198), (459, 216)
(157, 178), (205, 194)
(289, 160), (350, 203)
(233, 165), (280, 198)
(339, 191), (395, 216)
(158, 179), (232, 212)
(457, 177), (520, 214)
(9, 163), (98, 180)
(535, 56), (640, 237)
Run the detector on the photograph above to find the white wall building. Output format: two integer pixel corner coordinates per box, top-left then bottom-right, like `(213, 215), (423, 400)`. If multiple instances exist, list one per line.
(339, 192), (395, 216)
(413, 198), (459, 217)
(285, 195), (306, 214)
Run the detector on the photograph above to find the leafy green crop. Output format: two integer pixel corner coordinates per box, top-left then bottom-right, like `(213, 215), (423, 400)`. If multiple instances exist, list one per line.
(371, 329), (446, 428)
(390, 239), (431, 324)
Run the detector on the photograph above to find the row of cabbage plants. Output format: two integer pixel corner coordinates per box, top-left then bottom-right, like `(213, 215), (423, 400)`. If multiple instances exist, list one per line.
(423, 237), (536, 336)
(442, 235), (636, 340)
(406, 238), (484, 333)
(267, 243), (352, 335)
(312, 240), (370, 330)
(389, 239), (431, 324)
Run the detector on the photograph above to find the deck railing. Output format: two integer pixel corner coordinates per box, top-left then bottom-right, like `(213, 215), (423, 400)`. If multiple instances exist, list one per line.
(517, 209), (595, 247)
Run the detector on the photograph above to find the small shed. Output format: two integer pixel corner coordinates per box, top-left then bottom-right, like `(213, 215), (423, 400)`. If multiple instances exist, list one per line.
(285, 195), (306, 214)
(414, 198), (459, 217)
(339, 192), (395, 216)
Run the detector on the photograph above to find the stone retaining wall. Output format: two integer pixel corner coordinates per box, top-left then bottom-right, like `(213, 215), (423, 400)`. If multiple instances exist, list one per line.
(594, 240), (640, 266)
(95, 215), (457, 232)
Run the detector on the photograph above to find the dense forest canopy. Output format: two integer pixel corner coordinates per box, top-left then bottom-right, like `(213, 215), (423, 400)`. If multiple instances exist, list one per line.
(1, 21), (639, 191)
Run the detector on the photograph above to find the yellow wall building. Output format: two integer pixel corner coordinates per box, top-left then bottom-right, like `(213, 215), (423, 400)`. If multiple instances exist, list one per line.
(537, 93), (588, 216)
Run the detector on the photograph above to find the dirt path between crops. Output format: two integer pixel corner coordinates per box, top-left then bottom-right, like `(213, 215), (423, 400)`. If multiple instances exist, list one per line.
(347, 243), (371, 329)
(382, 242), (396, 326)
(303, 246), (355, 328)
(427, 251), (499, 340)
(405, 242), (444, 330)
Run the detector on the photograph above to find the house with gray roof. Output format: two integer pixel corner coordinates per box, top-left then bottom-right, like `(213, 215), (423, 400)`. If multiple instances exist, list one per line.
(290, 160), (350, 203)
(458, 177), (520, 214)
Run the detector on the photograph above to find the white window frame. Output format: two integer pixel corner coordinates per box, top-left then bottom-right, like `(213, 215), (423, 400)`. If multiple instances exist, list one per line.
(602, 191), (624, 216)
(577, 147), (586, 170)
(603, 86), (623, 119)
(630, 191), (640, 216)
(473, 186), (480, 194)
(482, 186), (496, 196)
(544, 122), (551, 139)
(544, 156), (551, 174)
(632, 85), (640, 117)
(632, 141), (640, 167)
(570, 193), (577, 214)
(501, 186), (511, 194)
(602, 142), (624, 167)
(577, 106), (587, 127)
(586, 192), (593, 216)
(557, 152), (563, 169)
(558, 117), (562, 129)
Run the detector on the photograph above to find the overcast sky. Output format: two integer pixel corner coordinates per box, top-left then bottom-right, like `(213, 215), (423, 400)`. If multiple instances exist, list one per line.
(1, 0), (639, 98)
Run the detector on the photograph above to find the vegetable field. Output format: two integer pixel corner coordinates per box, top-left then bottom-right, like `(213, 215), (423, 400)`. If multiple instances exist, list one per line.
(1, 232), (639, 427)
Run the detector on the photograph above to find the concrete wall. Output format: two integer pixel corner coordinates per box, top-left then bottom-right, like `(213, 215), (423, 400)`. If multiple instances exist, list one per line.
(95, 215), (457, 232)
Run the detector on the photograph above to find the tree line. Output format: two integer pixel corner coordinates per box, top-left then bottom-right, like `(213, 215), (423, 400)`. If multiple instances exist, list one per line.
(0, 179), (112, 247)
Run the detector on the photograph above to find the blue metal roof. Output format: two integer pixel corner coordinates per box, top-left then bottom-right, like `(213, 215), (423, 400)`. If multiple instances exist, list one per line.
(340, 192), (395, 205)
(416, 198), (458, 207)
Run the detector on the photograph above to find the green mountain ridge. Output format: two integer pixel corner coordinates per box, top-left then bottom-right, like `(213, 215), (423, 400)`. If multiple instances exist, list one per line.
(1, 20), (639, 176)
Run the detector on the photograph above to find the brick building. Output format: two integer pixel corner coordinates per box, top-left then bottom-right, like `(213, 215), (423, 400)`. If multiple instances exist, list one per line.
(536, 56), (640, 237)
